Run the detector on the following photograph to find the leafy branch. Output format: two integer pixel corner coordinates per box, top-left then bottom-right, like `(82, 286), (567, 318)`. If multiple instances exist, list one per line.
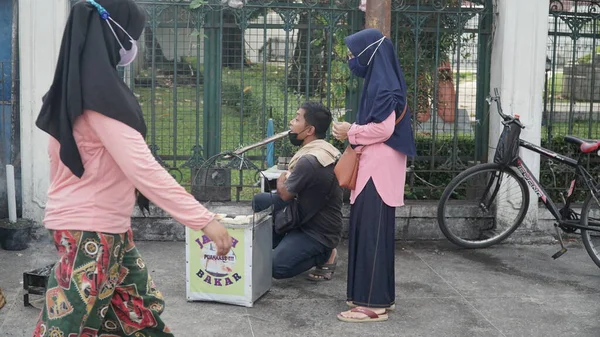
(190, 0), (208, 10)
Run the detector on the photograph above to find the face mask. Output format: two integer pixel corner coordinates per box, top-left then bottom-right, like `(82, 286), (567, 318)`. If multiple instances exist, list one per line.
(288, 127), (309, 146)
(349, 58), (368, 78)
(107, 19), (139, 67)
(117, 39), (138, 67)
(348, 37), (385, 78)
(87, 0), (139, 67)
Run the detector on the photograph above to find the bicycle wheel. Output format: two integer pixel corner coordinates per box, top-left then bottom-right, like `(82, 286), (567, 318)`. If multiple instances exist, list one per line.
(437, 163), (529, 248)
(580, 193), (600, 268)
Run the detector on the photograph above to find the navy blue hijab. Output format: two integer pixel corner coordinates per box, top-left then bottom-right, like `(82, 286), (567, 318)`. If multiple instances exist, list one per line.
(344, 28), (416, 157)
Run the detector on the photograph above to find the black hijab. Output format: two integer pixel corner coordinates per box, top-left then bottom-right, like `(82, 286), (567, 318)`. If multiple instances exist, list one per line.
(36, 0), (149, 210)
(36, 0), (147, 176)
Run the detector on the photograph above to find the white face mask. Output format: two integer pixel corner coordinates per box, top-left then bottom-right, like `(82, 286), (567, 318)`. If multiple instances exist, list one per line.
(87, 0), (139, 67)
(356, 36), (385, 66)
(106, 17), (139, 67)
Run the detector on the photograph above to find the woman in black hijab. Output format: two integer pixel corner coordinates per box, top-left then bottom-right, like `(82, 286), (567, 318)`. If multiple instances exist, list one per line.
(32, 1), (231, 336)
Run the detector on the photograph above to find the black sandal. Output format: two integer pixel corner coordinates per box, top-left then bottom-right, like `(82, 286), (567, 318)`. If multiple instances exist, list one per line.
(306, 261), (337, 281)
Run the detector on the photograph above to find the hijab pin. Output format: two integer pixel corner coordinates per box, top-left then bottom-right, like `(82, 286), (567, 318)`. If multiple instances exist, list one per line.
(87, 0), (110, 20)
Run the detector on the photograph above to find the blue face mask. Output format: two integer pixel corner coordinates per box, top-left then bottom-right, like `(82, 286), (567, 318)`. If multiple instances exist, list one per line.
(348, 37), (385, 78)
(349, 58), (368, 78)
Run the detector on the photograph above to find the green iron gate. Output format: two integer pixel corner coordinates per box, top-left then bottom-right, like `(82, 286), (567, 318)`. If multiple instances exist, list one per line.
(72, 0), (493, 201)
(542, 0), (600, 202)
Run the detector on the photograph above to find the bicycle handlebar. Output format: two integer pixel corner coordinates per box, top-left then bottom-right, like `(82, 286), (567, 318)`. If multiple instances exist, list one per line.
(486, 88), (525, 129)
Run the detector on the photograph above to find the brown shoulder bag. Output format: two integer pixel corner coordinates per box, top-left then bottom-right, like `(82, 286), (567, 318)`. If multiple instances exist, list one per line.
(334, 104), (408, 190)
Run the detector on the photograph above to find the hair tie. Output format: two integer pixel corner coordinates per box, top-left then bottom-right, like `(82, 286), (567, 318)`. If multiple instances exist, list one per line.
(87, 0), (110, 20)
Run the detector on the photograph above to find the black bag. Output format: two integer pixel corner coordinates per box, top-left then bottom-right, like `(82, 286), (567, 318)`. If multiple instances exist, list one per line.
(273, 199), (301, 235)
(273, 172), (337, 235)
(494, 121), (521, 165)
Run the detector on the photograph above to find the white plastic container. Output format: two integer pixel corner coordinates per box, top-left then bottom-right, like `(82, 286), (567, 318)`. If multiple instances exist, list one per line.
(185, 208), (272, 307)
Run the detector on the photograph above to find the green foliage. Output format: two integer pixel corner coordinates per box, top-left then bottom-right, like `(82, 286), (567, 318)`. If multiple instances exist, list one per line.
(540, 137), (600, 203)
(284, 12), (355, 110)
(221, 81), (262, 118)
(576, 46), (600, 65)
(189, 0), (207, 10)
(406, 134), (479, 200)
(330, 29), (356, 107)
(392, 2), (478, 117)
(401, 135), (600, 202)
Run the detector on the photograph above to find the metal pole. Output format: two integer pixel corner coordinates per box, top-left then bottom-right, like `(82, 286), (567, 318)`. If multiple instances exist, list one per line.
(365, 0), (391, 37)
(543, 70), (548, 128)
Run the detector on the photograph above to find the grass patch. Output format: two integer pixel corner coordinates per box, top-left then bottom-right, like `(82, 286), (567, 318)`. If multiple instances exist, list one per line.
(131, 63), (338, 200)
(134, 85), (279, 200)
(543, 121), (600, 140)
(456, 71), (476, 82)
(549, 72), (563, 95)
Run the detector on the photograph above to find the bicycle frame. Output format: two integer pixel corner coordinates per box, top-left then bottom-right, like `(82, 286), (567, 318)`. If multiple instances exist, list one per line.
(513, 139), (600, 232)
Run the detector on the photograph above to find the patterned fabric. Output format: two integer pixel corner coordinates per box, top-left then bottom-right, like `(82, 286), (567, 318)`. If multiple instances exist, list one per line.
(33, 229), (173, 337)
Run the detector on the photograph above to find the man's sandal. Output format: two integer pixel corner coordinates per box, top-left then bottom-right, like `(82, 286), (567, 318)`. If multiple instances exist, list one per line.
(306, 262), (336, 281)
(345, 300), (395, 311)
(337, 307), (389, 323)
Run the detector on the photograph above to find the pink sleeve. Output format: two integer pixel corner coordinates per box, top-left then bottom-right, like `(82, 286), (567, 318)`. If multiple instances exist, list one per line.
(348, 111), (396, 146)
(48, 138), (59, 179)
(86, 111), (215, 231)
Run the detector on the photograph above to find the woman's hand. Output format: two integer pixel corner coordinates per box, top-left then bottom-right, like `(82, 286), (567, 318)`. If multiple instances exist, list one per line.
(203, 219), (232, 256)
(332, 122), (352, 141)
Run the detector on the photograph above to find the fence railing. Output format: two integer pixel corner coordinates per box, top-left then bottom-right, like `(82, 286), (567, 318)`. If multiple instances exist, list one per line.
(71, 0), (494, 201)
(543, 0), (600, 202)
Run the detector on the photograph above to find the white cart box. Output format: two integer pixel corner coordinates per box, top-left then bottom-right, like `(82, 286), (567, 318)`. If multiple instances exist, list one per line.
(185, 208), (272, 307)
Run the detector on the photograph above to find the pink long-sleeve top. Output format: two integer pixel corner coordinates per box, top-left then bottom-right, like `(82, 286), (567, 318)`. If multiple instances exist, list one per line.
(43, 110), (215, 234)
(347, 111), (408, 207)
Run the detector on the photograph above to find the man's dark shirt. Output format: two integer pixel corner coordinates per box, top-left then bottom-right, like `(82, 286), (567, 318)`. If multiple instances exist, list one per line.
(285, 155), (343, 248)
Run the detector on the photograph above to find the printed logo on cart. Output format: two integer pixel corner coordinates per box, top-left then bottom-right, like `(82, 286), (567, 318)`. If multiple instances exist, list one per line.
(195, 235), (242, 287)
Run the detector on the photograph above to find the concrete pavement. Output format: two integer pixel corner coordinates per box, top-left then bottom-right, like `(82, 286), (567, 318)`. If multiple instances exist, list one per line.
(1, 239), (600, 337)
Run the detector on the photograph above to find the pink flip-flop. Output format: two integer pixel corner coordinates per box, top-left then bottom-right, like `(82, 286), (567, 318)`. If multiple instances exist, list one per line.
(346, 300), (395, 311)
(337, 307), (389, 323)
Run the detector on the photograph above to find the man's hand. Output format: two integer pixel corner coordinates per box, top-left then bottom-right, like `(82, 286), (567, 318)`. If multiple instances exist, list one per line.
(277, 172), (295, 201)
(277, 172), (287, 185)
(203, 219), (232, 256)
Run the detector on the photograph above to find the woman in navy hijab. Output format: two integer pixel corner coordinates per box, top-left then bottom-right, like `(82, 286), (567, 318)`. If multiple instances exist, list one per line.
(333, 28), (416, 322)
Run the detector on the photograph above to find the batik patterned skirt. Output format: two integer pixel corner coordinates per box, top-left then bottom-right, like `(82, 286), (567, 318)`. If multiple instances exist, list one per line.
(32, 229), (173, 337)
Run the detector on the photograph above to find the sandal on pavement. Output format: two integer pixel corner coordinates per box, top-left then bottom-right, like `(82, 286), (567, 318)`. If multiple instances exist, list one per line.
(345, 300), (395, 311)
(306, 261), (336, 281)
(337, 307), (389, 323)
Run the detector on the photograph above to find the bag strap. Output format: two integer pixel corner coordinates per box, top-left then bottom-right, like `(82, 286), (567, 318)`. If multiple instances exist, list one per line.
(395, 102), (408, 125)
(355, 103), (408, 149)
(298, 167), (338, 226)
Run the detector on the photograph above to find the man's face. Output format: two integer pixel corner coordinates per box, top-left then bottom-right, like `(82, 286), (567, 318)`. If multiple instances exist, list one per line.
(289, 108), (313, 136)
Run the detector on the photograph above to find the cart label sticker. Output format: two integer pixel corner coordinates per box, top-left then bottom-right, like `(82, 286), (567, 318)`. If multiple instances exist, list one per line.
(190, 230), (245, 296)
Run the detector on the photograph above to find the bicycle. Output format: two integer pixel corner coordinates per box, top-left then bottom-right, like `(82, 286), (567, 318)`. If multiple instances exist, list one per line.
(436, 88), (600, 268)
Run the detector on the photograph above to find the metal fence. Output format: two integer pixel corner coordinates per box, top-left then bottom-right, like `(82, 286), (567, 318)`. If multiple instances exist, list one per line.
(543, 0), (600, 201)
(74, 0), (494, 201)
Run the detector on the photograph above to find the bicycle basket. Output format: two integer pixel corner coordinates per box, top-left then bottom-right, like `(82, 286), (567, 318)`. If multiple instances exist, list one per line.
(493, 122), (521, 165)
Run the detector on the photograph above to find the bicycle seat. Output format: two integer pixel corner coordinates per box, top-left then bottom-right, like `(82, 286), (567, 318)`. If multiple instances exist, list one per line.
(564, 135), (600, 153)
